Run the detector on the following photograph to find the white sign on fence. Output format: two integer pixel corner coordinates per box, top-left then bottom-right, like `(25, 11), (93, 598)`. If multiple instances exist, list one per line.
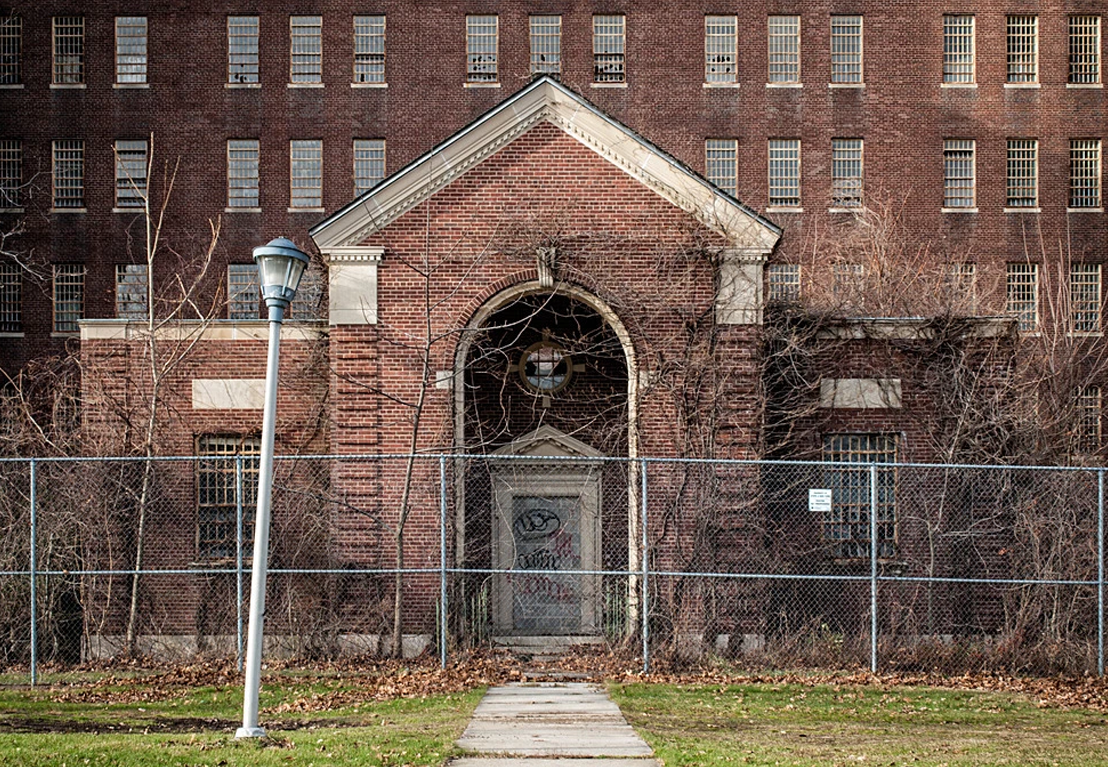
(808, 488), (832, 513)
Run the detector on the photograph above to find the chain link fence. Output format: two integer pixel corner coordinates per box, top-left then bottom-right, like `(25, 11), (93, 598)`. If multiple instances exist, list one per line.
(1, 454), (1104, 682)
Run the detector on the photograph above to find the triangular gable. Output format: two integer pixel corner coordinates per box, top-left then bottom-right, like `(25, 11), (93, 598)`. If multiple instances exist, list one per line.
(309, 77), (780, 255)
(492, 425), (604, 458)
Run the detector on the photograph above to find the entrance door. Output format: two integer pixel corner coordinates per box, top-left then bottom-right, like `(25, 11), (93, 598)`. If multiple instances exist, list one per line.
(491, 440), (601, 636)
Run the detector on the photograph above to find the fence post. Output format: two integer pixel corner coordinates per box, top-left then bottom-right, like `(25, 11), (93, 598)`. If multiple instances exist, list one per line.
(440, 455), (448, 670)
(641, 458), (650, 674)
(29, 458), (37, 687)
(235, 455), (244, 672)
(1099, 469), (1104, 678)
(870, 464), (878, 675)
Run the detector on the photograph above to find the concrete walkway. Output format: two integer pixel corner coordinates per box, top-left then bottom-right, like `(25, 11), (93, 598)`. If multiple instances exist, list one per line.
(448, 682), (660, 766)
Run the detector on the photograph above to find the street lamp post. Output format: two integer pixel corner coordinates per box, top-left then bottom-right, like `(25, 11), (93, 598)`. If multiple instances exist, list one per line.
(236, 237), (310, 740)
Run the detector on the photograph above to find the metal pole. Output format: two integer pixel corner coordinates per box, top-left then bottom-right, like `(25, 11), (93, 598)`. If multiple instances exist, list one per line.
(237, 306), (284, 739)
(439, 455), (447, 670)
(29, 459), (37, 687)
(1099, 469), (1104, 677)
(870, 464), (878, 675)
(236, 456), (244, 672)
(641, 459), (649, 674)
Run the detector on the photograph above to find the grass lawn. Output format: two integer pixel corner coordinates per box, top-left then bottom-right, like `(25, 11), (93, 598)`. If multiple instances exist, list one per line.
(0, 665), (483, 767)
(611, 680), (1108, 766)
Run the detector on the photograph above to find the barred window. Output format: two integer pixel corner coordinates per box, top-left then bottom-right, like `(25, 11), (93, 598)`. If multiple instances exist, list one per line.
(196, 435), (260, 560)
(1006, 15), (1037, 84)
(290, 268), (322, 320)
(1069, 16), (1100, 85)
(831, 138), (863, 208)
(705, 15), (737, 84)
(228, 16), (259, 84)
(354, 15), (385, 84)
(767, 263), (801, 302)
(227, 139), (259, 209)
(822, 434), (897, 559)
(0, 262), (20, 333)
(945, 262), (976, 309)
(943, 139), (975, 209)
(1071, 263), (1101, 334)
(1006, 262), (1039, 332)
(290, 139), (323, 209)
(52, 140), (84, 209)
(290, 15), (322, 84)
(1006, 139), (1038, 208)
(115, 16), (147, 84)
(530, 15), (561, 77)
(768, 139), (801, 207)
(830, 15), (863, 84)
(593, 15), (625, 83)
(1, 139), (20, 209)
(833, 262), (864, 299)
(352, 138), (386, 195)
(115, 263), (148, 319)
(1077, 386), (1102, 452)
(467, 14), (498, 83)
(943, 15), (974, 84)
(53, 264), (84, 333)
(53, 16), (84, 85)
(768, 15), (801, 84)
(705, 139), (737, 196)
(1070, 139), (1102, 209)
(227, 263), (259, 320)
(1, 14), (21, 85)
(115, 139), (148, 209)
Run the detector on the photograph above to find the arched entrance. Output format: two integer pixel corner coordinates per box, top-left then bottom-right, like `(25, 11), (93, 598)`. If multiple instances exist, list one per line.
(454, 284), (637, 639)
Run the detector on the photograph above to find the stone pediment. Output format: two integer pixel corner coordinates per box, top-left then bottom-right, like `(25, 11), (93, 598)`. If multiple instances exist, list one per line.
(309, 76), (780, 257)
(492, 425), (604, 458)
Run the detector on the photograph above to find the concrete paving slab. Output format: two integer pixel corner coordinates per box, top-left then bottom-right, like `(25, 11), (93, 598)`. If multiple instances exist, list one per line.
(449, 760), (658, 767)
(455, 682), (658, 761)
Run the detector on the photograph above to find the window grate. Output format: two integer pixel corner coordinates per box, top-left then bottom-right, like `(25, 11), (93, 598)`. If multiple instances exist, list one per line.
(1006, 15), (1038, 83)
(1006, 139), (1038, 207)
(943, 15), (975, 83)
(1, 14), (21, 85)
(530, 15), (561, 77)
(768, 139), (801, 207)
(822, 434), (897, 559)
(228, 16), (259, 84)
(115, 264), (149, 319)
(467, 15), (498, 83)
(768, 15), (800, 83)
(1006, 262), (1039, 332)
(115, 16), (147, 84)
(0, 139), (20, 208)
(196, 436), (260, 560)
(52, 140), (84, 209)
(290, 15), (322, 84)
(227, 139), (259, 208)
(227, 264), (259, 320)
(1069, 16), (1101, 84)
(943, 139), (975, 208)
(767, 264), (801, 302)
(353, 139), (385, 195)
(1071, 263), (1101, 334)
(290, 139), (323, 208)
(53, 16), (84, 84)
(1070, 139), (1102, 208)
(705, 139), (737, 196)
(593, 15), (625, 83)
(354, 15), (385, 84)
(1077, 386), (1102, 452)
(830, 15), (863, 84)
(831, 138), (863, 207)
(53, 264), (84, 333)
(0, 262), (20, 333)
(115, 139), (148, 208)
(704, 15), (737, 84)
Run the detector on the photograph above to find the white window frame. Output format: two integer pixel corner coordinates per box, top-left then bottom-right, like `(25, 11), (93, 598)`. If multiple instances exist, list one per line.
(226, 139), (260, 210)
(530, 15), (562, 77)
(1006, 15), (1038, 85)
(1069, 16), (1101, 86)
(1005, 139), (1038, 210)
(768, 15), (801, 85)
(52, 140), (84, 210)
(830, 15), (863, 85)
(0, 139), (21, 210)
(704, 15), (737, 85)
(353, 138), (385, 195)
(1006, 262), (1039, 333)
(1, 14), (22, 86)
(831, 138), (863, 209)
(52, 16), (84, 86)
(353, 15), (385, 85)
(467, 14), (498, 84)
(115, 263), (149, 319)
(768, 138), (801, 208)
(822, 434), (898, 560)
(0, 261), (21, 333)
(228, 15), (260, 85)
(943, 14), (975, 85)
(593, 15), (626, 84)
(114, 139), (148, 209)
(943, 139), (976, 211)
(53, 263), (84, 334)
(115, 16), (147, 85)
(1071, 263), (1102, 335)
(767, 263), (801, 302)
(1070, 139), (1103, 210)
(290, 15), (323, 85)
(227, 263), (259, 320)
(289, 139), (323, 209)
(705, 138), (737, 196)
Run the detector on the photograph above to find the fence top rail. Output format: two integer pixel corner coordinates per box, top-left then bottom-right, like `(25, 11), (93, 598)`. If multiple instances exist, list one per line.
(3, 452), (1107, 474)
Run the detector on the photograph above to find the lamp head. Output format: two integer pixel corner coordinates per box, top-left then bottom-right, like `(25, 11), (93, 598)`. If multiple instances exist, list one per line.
(253, 237), (310, 311)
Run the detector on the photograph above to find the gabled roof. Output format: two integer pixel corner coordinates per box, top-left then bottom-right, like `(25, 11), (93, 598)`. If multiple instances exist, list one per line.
(309, 76), (781, 254)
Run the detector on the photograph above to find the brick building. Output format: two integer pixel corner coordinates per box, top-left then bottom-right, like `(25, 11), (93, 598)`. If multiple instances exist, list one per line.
(0, 2), (1103, 651)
